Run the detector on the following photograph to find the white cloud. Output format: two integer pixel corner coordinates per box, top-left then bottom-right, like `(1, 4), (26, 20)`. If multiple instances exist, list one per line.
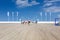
(44, 6), (60, 12)
(50, 0), (60, 2)
(43, 0), (60, 12)
(43, 0), (60, 7)
(43, 2), (53, 7)
(30, 1), (40, 5)
(15, 0), (40, 8)
(44, 0), (60, 2)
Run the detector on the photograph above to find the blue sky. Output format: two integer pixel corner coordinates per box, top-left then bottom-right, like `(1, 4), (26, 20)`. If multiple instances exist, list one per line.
(0, 0), (60, 21)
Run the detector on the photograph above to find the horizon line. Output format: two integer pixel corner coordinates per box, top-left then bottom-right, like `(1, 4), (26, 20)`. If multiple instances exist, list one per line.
(0, 21), (55, 23)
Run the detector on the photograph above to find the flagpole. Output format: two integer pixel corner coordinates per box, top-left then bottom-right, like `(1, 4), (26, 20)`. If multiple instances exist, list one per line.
(50, 12), (51, 21)
(17, 12), (18, 21)
(58, 15), (60, 22)
(19, 18), (22, 22)
(58, 15), (60, 18)
(45, 12), (47, 21)
(7, 11), (9, 21)
(40, 12), (42, 21)
(12, 12), (14, 21)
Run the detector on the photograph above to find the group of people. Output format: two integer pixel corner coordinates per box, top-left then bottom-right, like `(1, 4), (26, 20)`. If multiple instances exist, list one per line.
(21, 20), (31, 24)
(21, 20), (38, 24)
